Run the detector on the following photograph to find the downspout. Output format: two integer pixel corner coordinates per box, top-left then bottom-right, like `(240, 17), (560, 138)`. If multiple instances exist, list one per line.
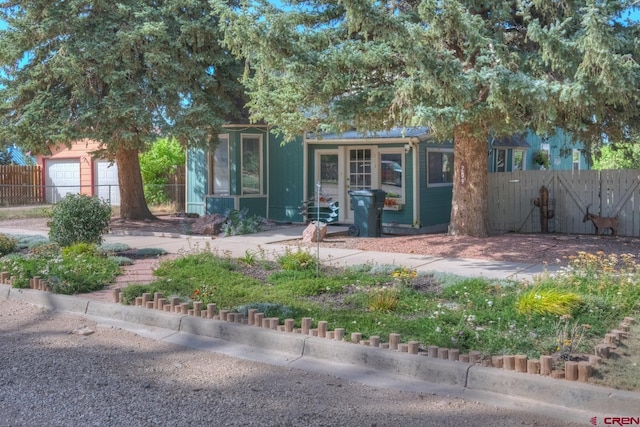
(185, 149), (190, 213)
(303, 133), (309, 217)
(411, 138), (420, 228)
(265, 128), (270, 219)
(42, 157), (47, 204)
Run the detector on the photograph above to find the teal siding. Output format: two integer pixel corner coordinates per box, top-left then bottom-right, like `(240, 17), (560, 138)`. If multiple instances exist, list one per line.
(239, 197), (268, 217)
(186, 148), (208, 216)
(526, 130), (589, 170)
(419, 143), (453, 228)
(206, 196), (235, 214)
(187, 126), (276, 220)
(421, 186), (453, 226)
(268, 134), (305, 222)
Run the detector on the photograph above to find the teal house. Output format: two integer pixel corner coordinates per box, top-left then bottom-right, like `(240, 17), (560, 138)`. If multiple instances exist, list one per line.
(489, 130), (590, 172)
(186, 125), (453, 234)
(186, 125), (588, 234)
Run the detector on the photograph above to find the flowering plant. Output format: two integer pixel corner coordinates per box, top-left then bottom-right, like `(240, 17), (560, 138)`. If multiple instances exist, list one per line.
(384, 197), (398, 207)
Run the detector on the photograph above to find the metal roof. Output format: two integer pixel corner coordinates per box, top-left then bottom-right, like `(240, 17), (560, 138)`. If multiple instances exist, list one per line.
(307, 127), (431, 141)
(491, 134), (531, 149)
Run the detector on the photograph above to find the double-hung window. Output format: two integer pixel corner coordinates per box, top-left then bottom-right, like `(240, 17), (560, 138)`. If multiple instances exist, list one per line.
(241, 135), (262, 195)
(379, 150), (405, 203)
(211, 136), (230, 195)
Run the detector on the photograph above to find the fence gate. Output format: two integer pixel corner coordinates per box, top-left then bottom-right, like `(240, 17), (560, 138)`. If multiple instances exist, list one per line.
(489, 170), (640, 237)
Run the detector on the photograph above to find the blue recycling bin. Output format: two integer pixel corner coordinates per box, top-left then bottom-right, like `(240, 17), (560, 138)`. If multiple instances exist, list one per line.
(348, 189), (386, 237)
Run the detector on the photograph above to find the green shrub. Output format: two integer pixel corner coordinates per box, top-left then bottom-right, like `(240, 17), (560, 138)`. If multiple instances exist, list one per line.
(516, 287), (583, 317)
(277, 248), (317, 271)
(0, 240), (120, 293)
(25, 237), (51, 250)
(221, 209), (264, 236)
(29, 242), (61, 258)
(99, 242), (131, 254)
(0, 254), (43, 288)
(48, 194), (112, 247)
(368, 287), (400, 312)
(49, 252), (120, 294)
(108, 256), (134, 266)
(136, 247), (167, 257)
(0, 233), (17, 256)
(8, 234), (48, 250)
(140, 138), (185, 206)
(61, 242), (98, 258)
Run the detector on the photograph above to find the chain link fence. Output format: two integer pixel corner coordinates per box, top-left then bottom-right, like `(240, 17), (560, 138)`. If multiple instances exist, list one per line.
(0, 184), (185, 211)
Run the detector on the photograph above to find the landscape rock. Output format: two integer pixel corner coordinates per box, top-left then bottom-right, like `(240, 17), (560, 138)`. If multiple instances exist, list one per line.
(302, 221), (327, 243)
(192, 214), (226, 235)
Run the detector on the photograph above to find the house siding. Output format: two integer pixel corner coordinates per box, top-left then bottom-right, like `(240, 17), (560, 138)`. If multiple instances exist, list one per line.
(526, 131), (589, 170)
(36, 140), (117, 203)
(268, 135), (305, 222)
(186, 148), (208, 216)
(419, 143), (453, 231)
(489, 130), (590, 172)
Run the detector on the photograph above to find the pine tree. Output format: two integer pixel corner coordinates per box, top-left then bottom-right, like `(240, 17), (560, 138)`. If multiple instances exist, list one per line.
(217, 0), (640, 237)
(0, 0), (245, 219)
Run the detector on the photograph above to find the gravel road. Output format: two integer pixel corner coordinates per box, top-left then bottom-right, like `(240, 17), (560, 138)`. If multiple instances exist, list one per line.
(0, 299), (589, 427)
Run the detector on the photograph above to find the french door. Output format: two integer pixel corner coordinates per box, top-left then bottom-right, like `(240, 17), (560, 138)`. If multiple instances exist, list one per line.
(315, 147), (375, 223)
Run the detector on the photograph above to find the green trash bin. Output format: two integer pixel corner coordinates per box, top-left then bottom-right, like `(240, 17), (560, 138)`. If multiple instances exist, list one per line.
(348, 189), (387, 237)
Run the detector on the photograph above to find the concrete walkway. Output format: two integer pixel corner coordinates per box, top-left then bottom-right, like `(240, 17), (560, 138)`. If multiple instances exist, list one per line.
(100, 225), (558, 282)
(0, 222), (559, 282)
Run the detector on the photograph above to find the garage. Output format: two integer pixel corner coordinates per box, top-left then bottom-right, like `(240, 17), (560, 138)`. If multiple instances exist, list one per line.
(45, 159), (81, 204)
(94, 161), (120, 206)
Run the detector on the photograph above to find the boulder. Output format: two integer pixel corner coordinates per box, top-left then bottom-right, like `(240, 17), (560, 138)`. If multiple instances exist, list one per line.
(302, 221), (327, 243)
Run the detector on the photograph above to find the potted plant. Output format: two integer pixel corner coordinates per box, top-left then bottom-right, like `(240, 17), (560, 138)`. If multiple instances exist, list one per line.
(533, 150), (550, 169)
(384, 195), (402, 211)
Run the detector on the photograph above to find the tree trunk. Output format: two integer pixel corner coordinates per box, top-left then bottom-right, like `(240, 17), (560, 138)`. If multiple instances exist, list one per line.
(116, 146), (155, 220)
(448, 124), (489, 237)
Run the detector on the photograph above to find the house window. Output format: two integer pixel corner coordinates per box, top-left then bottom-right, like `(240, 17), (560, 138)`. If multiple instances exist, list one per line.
(572, 149), (580, 171)
(494, 149), (506, 172)
(514, 150), (525, 171)
(427, 149), (454, 186)
(316, 151), (339, 202)
(241, 134), (262, 194)
(540, 143), (551, 169)
(211, 136), (230, 194)
(379, 150), (404, 202)
(348, 148), (372, 190)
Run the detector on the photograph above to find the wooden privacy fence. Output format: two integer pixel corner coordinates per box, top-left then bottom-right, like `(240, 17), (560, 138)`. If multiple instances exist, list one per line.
(0, 165), (44, 206)
(489, 169), (640, 237)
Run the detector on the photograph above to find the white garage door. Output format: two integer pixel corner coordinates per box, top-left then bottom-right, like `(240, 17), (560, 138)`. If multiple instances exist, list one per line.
(95, 161), (120, 206)
(46, 159), (81, 204)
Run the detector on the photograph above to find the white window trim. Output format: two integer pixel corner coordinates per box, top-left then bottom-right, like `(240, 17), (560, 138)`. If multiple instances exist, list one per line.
(241, 133), (263, 195)
(378, 147), (406, 204)
(210, 134), (230, 195)
(512, 148), (527, 171)
(572, 149), (581, 171)
(314, 148), (340, 202)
